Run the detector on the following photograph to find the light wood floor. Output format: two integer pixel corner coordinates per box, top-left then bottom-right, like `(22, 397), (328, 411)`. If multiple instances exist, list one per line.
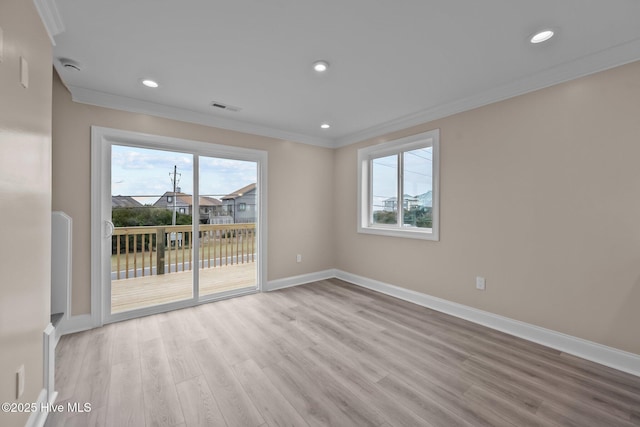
(48, 279), (640, 427)
(112, 263), (256, 313)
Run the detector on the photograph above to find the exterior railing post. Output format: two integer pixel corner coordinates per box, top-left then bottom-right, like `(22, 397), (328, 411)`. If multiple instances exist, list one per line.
(156, 227), (165, 275)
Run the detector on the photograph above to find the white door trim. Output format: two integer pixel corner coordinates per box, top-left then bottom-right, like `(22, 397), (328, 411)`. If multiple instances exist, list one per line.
(90, 126), (267, 326)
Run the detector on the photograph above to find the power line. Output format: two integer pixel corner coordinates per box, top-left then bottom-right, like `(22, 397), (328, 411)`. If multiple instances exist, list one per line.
(405, 150), (432, 161)
(112, 193), (243, 198)
(372, 160), (432, 177)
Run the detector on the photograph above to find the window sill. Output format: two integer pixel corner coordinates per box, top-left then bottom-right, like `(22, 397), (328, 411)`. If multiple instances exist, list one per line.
(357, 225), (439, 241)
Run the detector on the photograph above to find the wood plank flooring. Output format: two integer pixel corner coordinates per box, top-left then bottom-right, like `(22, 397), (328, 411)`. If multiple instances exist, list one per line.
(47, 279), (640, 427)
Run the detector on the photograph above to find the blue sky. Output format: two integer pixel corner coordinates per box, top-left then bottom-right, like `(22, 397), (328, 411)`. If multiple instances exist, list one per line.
(111, 145), (256, 204)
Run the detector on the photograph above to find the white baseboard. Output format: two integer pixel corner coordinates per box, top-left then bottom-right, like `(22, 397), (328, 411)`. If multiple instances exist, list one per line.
(266, 269), (337, 291)
(55, 268), (640, 377)
(25, 388), (48, 427)
(333, 269), (640, 378)
(58, 314), (93, 336)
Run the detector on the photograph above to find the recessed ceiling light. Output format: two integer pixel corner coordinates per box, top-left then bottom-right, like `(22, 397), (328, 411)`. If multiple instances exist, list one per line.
(313, 60), (329, 72)
(530, 29), (554, 44)
(142, 79), (159, 88)
(320, 123), (330, 129)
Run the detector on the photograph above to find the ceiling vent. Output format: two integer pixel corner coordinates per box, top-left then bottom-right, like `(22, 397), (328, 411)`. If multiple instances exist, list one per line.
(210, 101), (242, 112)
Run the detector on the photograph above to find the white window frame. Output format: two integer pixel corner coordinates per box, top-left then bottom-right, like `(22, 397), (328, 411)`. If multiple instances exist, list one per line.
(357, 129), (440, 241)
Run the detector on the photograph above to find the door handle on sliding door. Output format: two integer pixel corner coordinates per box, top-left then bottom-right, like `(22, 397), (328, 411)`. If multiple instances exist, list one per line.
(105, 220), (114, 238)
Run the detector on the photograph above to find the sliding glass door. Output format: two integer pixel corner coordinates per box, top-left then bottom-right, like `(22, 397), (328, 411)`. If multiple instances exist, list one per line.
(92, 127), (266, 324)
(198, 156), (257, 298)
(110, 145), (196, 314)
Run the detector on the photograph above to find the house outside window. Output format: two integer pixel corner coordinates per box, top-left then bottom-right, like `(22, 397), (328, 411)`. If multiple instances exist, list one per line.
(357, 129), (439, 240)
(167, 196), (173, 203)
(238, 202), (246, 211)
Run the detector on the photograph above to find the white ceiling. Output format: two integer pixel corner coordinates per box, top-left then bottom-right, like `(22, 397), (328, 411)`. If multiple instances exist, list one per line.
(44, 0), (640, 147)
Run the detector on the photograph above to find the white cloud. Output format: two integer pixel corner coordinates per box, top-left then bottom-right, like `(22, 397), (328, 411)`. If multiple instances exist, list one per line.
(111, 145), (256, 198)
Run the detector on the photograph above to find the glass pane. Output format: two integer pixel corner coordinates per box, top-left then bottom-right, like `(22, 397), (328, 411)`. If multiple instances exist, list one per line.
(403, 147), (433, 228)
(111, 145), (193, 313)
(371, 155), (398, 225)
(198, 157), (257, 298)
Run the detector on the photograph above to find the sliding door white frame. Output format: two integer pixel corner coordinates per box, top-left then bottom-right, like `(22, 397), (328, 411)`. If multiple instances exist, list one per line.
(91, 126), (267, 326)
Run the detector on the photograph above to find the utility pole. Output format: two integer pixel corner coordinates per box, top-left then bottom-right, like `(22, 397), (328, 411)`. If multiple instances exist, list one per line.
(170, 165), (181, 226)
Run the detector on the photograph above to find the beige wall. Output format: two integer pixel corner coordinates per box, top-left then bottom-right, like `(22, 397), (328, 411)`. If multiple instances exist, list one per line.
(335, 60), (640, 355)
(52, 73), (335, 315)
(52, 54), (640, 355)
(0, 1), (52, 426)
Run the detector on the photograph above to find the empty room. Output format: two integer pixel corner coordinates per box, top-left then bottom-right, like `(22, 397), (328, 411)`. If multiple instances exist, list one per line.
(1, 1), (639, 426)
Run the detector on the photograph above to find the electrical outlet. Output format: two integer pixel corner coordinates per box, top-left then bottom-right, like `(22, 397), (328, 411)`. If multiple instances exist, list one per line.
(20, 56), (28, 88)
(476, 276), (486, 291)
(296, 254), (302, 263)
(16, 365), (25, 398)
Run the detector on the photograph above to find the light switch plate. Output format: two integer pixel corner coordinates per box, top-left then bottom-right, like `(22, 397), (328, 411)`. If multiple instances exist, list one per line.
(20, 56), (28, 88)
(0, 26), (4, 63)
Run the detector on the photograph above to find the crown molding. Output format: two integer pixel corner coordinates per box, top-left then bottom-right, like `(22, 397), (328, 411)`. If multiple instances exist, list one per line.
(33, 0), (65, 46)
(63, 36), (640, 150)
(334, 36), (640, 148)
(66, 84), (336, 148)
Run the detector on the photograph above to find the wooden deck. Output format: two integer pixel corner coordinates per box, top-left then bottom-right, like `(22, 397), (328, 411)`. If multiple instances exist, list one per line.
(111, 263), (256, 313)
